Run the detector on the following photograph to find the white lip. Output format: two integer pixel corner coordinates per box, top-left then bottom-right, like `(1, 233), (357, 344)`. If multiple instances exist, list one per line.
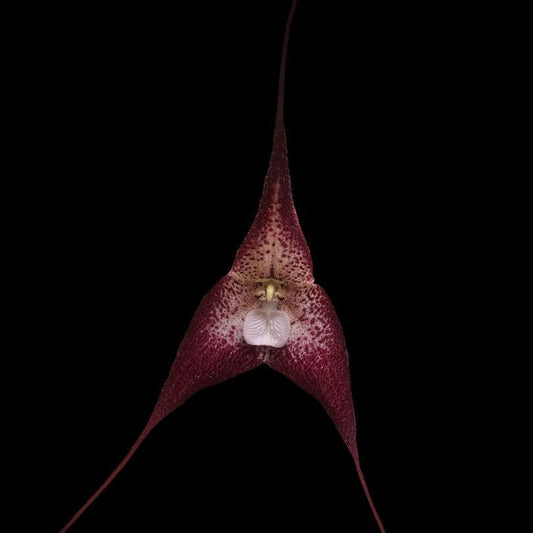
(243, 302), (290, 348)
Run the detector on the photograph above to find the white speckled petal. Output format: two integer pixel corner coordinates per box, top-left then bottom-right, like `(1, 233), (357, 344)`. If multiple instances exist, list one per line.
(243, 308), (290, 348)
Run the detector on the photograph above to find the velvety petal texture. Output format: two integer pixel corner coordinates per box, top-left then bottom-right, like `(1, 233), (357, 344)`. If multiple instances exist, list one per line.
(268, 285), (385, 532)
(269, 284), (356, 453)
(151, 276), (262, 425)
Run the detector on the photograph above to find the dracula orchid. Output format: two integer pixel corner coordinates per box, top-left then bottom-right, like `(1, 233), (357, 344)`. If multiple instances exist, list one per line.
(60, 1), (386, 532)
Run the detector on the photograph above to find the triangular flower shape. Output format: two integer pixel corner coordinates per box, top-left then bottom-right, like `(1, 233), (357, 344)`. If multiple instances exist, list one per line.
(60, 2), (385, 532)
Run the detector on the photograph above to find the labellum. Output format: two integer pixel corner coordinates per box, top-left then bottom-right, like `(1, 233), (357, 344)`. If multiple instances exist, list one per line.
(60, 1), (385, 531)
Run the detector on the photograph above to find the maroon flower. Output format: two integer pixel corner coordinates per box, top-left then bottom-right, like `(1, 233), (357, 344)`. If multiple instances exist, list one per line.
(61, 2), (385, 531)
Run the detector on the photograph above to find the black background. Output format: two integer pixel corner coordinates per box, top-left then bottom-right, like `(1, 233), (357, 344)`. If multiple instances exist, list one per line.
(6, 1), (478, 532)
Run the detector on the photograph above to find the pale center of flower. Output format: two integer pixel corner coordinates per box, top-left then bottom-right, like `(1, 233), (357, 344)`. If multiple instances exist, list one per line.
(243, 278), (290, 348)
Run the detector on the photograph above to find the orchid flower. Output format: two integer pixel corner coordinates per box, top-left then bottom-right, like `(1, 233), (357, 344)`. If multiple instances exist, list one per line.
(60, 1), (385, 531)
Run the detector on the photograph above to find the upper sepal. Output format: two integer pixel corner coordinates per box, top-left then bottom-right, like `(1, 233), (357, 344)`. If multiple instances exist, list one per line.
(230, 128), (314, 286)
